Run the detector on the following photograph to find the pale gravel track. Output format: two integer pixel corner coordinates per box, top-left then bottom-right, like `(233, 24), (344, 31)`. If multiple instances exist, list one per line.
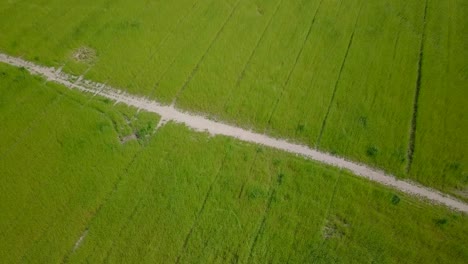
(0, 52), (466, 213)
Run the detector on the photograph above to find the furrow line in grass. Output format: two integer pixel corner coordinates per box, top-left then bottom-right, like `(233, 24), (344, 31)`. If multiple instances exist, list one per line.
(309, 171), (342, 263)
(58, 70), (155, 262)
(97, 143), (172, 263)
(391, 27), (402, 62)
(61, 150), (143, 264)
(237, 151), (259, 199)
(8, 85), (135, 263)
(0, 71), (49, 125)
(0, 73), (57, 150)
(0, 85), (110, 252)
(222, 0), (284, 111)
(171, 0), (242, 105)
(0, 52), (466, 213)
(386, 25), (402, 83)
(0, 93), (63, 162)
(175, 148), (230, 264)
(150, 56), (178, 97)
(18, 194), (77, 263)
(315, 1), (363, 147)
(143, 0), (200, 97)
(57, 86), (124, 137)
(147, 0), (199, 63)
(265, 0), (324, 128)
(14, 92), (108, 260)
(100, 203), (142, 264)
(95, 132), (172, 263)
(285, 223), (302, 264)
(35, 8), (71, 46)
(247, 187), (277, 263)
(4, 95), (140, 262)
(10, 128), (79, 258)
(406, 0), (428, 174)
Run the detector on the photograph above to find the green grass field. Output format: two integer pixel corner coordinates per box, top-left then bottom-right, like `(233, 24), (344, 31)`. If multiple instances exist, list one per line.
(407, 0), (467, 198)
(0, 0), (465, 198)
(1, 64), (467, 263)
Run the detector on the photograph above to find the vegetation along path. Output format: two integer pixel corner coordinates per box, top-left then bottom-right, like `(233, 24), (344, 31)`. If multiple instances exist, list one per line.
(1, 52), (466, 213)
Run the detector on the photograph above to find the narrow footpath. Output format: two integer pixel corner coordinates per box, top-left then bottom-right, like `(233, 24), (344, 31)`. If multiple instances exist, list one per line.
(0, 53), (466, 213)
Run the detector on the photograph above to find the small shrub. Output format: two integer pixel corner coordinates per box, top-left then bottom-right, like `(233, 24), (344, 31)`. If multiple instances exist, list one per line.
(136, 122), (154, 139)
(435, 218), (448, 227)
(247, 187), (265, 200)
(358, 116), (367, 127)
(272, 159), (281, 166)
(448, 162), (460, 171)
(296, 123), (305, 133)
(277, 173), (285, 185)
(391, 194), (400, 205)
(366, 146), (379, 157)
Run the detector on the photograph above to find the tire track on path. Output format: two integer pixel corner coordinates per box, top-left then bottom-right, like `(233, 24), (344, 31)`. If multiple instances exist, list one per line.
(0, 52), (466, 213)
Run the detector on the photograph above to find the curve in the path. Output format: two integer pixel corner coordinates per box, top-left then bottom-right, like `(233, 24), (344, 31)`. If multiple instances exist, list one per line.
(0, 52), (466, 213)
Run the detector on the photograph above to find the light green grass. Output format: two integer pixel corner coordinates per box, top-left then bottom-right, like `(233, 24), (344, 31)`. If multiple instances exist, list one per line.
(0, 63), (159, 263)
(0, 0), (465, 205)
(1, 64), (467, 263)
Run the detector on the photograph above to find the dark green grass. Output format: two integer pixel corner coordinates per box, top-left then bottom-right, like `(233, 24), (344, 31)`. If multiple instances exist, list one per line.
(0, 64), (467, 263)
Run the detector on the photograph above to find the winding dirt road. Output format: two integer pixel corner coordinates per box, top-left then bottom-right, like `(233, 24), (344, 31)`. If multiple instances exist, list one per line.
(0, 52), (466, 213)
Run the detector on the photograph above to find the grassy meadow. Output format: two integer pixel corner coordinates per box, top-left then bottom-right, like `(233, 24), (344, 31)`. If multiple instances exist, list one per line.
(0, 0), (466, 197)
(1, 64), (467, 263)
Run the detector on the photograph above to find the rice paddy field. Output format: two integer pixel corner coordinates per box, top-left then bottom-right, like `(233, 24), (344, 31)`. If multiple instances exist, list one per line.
(0, 64), (467, 263)
(0, 0), (465, 199)
(0, 0), (467, 263)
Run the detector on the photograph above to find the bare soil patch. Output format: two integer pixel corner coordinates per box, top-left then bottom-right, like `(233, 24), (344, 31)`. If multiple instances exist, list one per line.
(72, 47), (96, 63)
(121, 133), (137, 144)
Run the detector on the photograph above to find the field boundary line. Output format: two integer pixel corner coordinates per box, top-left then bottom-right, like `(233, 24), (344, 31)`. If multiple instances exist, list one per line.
(406, 0), (428, 173)
(222, 0), (284, 111)
(247, 173), (279, 263)
(175, 148), (230, 264)
(143, 0), (200, 98)
(0, 52), (466, 213)
(316, 1), (363, 147)
(62, 149), (144, 264)
(171, 0), (242, 105)
(238, 151), (260, 199)
(309, 171), (342, 262)
(265, 0), (324, 128)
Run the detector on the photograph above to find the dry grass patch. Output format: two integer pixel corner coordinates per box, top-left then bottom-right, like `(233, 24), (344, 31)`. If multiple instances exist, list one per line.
(72, 47), (96, 63)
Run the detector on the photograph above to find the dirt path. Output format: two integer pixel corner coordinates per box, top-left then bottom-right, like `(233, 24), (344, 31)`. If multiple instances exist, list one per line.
(1, 52), (466, 213)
